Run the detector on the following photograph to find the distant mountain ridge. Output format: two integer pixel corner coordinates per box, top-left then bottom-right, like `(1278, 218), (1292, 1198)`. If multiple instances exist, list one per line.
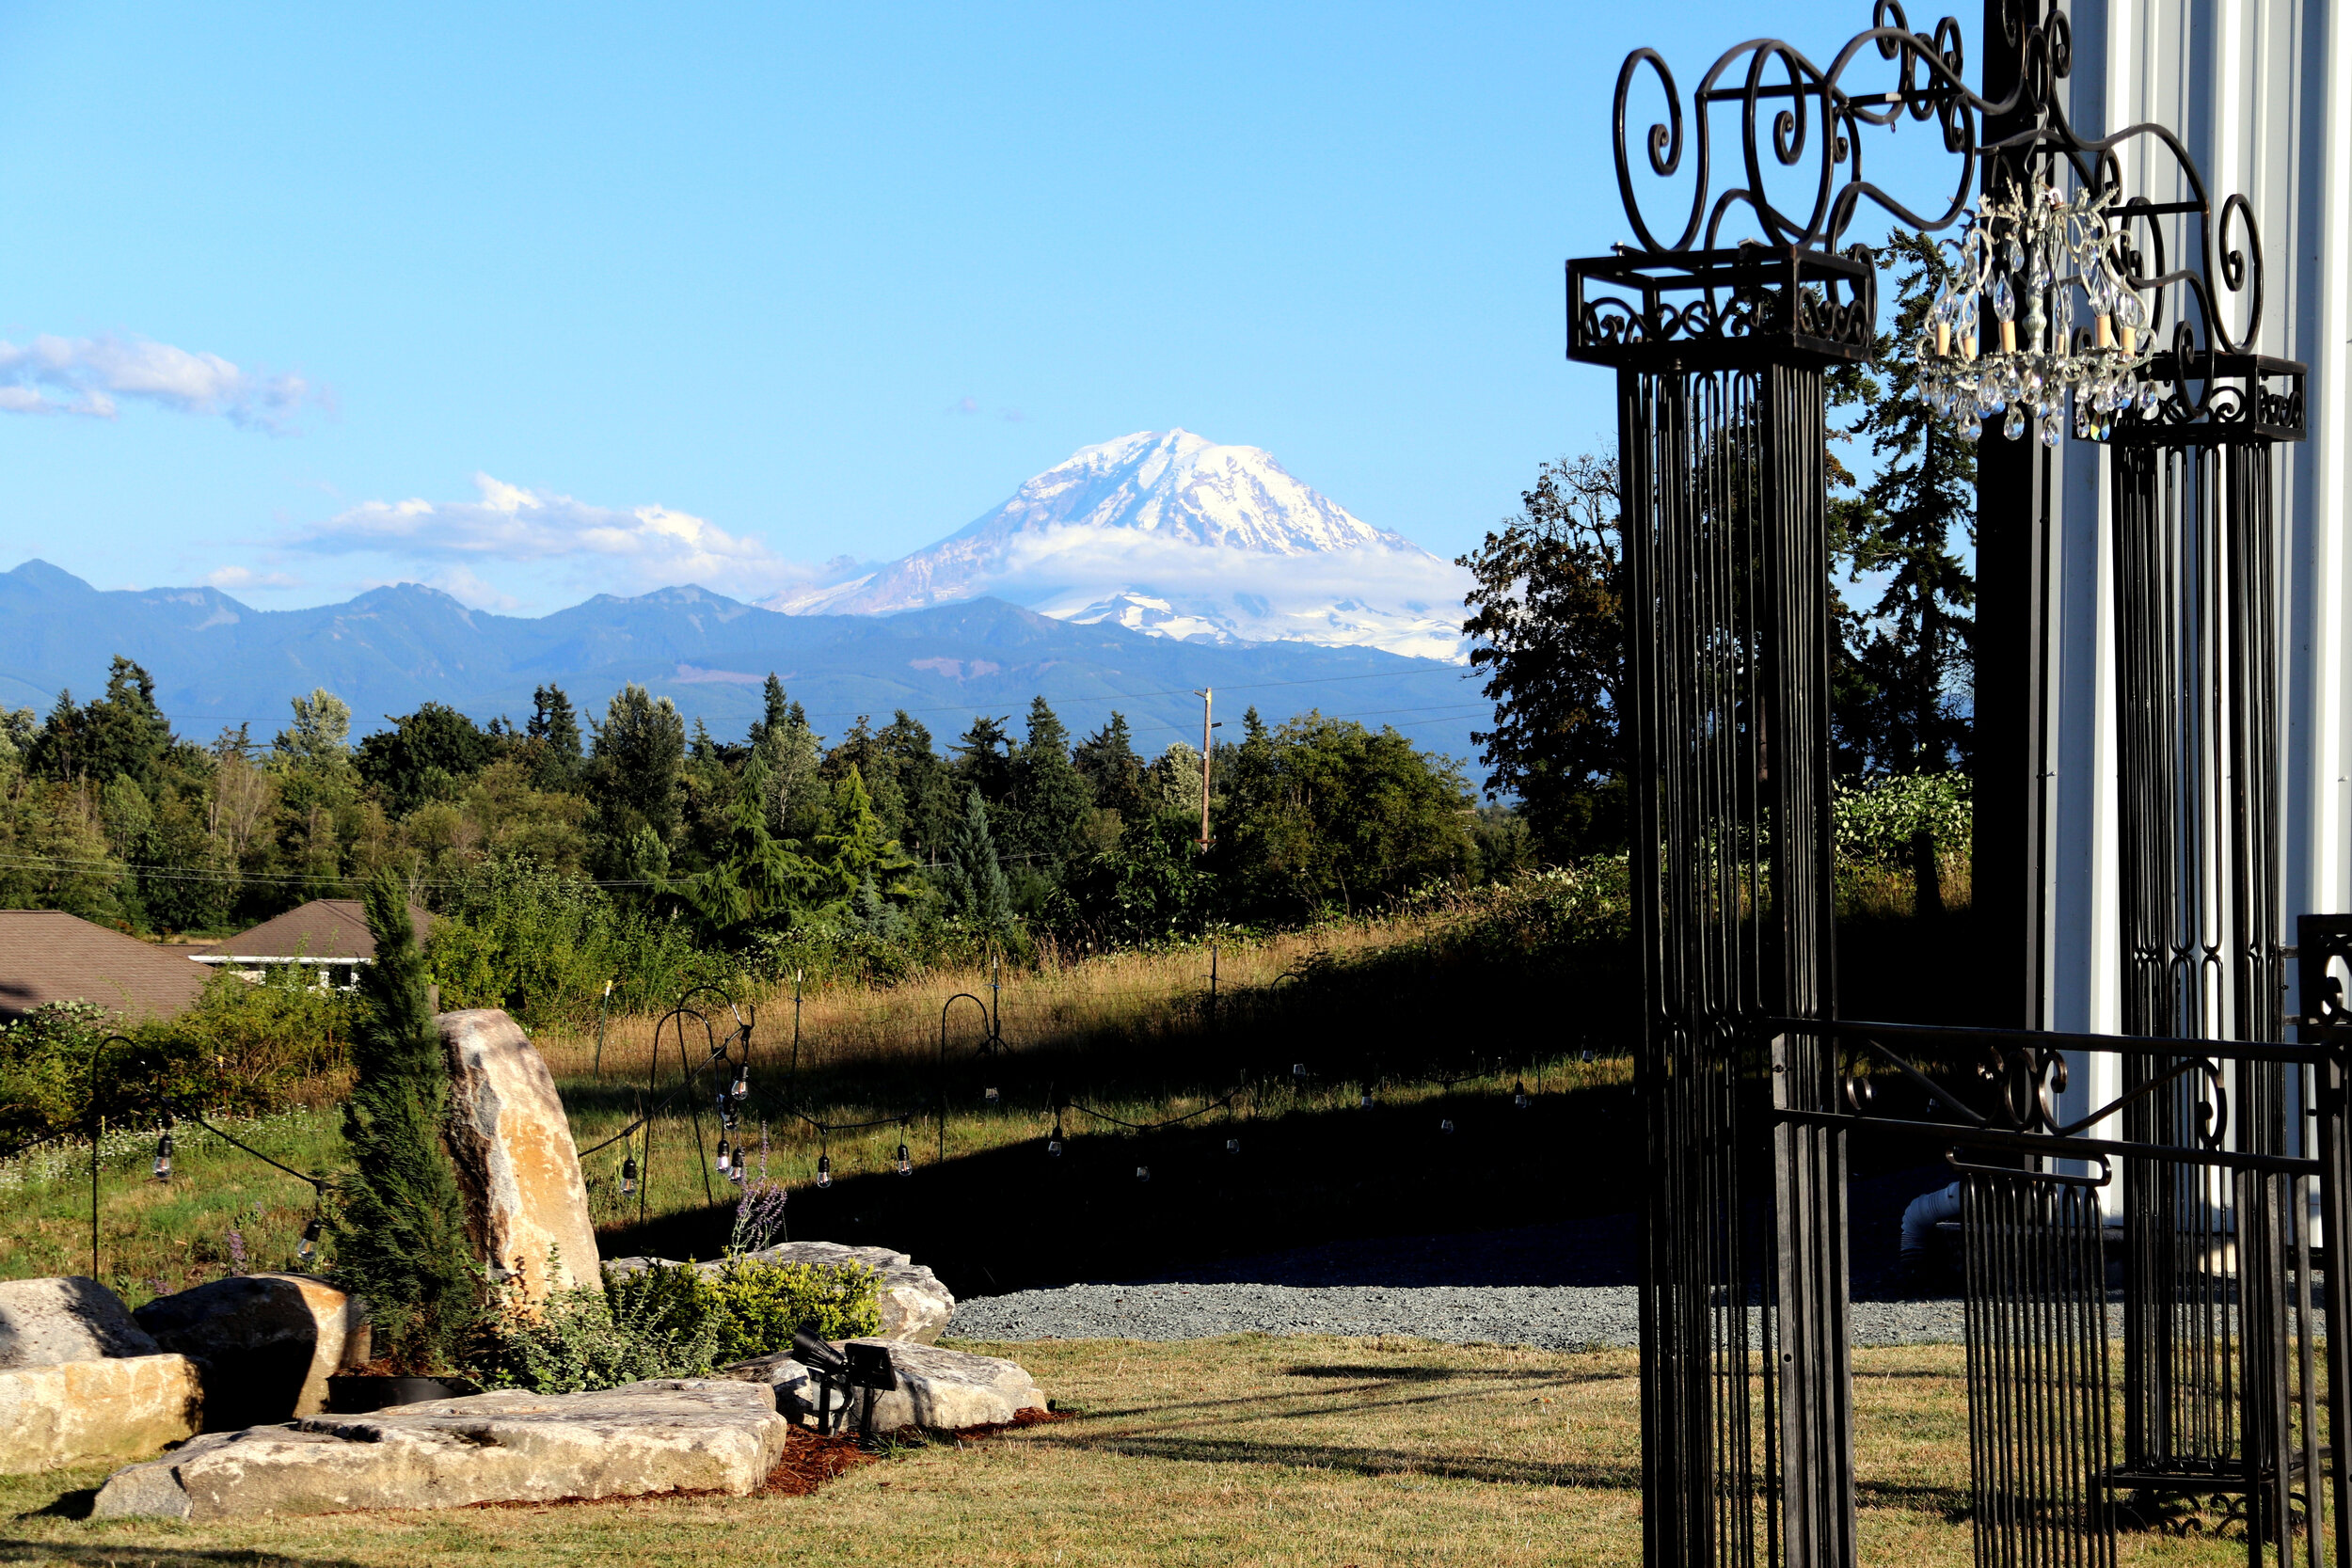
(0, 561), (1487, 763)
(765, 430), (1471, 662)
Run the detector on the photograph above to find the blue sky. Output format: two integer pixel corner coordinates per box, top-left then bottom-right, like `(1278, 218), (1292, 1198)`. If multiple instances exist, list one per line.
(0, 1), (1952, 617)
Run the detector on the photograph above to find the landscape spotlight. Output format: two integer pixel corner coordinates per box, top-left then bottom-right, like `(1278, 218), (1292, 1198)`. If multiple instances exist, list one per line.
(297, 1216), (322, 1264)
(152, 1130), (173, 1182)
(816, 1153), (833, 1190)
(620, 1155), (638, 1196)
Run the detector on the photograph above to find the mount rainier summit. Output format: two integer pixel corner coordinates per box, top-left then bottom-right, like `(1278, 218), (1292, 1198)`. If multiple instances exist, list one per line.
(762, 430), (1471, 662)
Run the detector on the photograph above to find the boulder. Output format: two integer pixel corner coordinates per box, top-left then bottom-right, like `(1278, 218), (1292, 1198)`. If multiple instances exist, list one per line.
(439, 1008), (600, 1299)
(0, 1354), (202, 1474)
(134, 1274), (370, 1429)
(607, 1241), (955, 1343)
(0, 1276), (159, 1369)
(721, 1338), (1044, 1433)
(92, 1377), (790, 1521)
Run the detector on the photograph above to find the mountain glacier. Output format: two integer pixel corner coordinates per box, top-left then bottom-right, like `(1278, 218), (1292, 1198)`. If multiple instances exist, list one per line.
(761, 430), (1470, 661)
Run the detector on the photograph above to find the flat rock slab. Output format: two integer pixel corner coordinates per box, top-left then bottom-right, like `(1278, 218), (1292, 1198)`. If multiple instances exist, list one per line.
(93, 1378), (790, 1521)
(722, 1338), (1043, 1433)
(135, 1274), (370, 1428)
(0, 1276), (159, 1369)
(609, 1241), (954, 1343)
(0, 1354), (202, 1474)
(440, 1008), (600, 1299)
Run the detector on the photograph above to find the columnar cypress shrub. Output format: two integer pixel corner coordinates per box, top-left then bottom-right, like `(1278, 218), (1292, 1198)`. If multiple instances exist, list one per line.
(331, 873), (479, 1371)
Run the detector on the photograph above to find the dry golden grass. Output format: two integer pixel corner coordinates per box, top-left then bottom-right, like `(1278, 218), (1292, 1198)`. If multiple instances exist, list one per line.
(0, 1338), (2253, 1568)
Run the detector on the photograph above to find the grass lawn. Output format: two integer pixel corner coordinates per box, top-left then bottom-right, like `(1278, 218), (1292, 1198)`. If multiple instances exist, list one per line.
(0, 1337), (2249, 1568)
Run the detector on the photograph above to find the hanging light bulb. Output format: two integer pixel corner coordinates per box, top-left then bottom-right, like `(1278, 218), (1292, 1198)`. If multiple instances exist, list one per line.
(816, 1152), (833, 1189)
(714, 1137), (732, 1176)
(151, 1130), (173, 1182)
(730, 1062), (750, 1101)
(1136, 1164), (1151, 1182)
(984, 1086), (1000, 1105)
(1359, 1089), (1374, 1110)
(1581, 1049), (1595, 1064)
(1047, 1110), (1064, 1158)
(1292, 1062), (1308, 1082)
(896, 1141), (913, 1177)
(1514, 1080), (1531, 1110)
(1226, 1136), (1241, 1155)
(298, 1215), (322, 1264)
(1439, 1117), (1455, 1134)
(620, 1155), (639, 1196)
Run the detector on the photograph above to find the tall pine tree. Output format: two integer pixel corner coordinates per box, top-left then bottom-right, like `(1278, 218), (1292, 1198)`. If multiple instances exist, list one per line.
(1008, 696), (1092, 871)
(942, 786), (1014, 936)
(332, 874), (479, 1371)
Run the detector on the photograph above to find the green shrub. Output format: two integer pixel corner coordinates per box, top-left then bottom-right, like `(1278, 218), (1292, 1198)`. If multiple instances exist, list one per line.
(697, 1257), (882, 1365)
(1834, 771), (1972, 868)
(473, 1261), (721, 1394)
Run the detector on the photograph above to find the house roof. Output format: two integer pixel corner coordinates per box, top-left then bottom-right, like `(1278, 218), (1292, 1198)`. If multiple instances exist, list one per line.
(203, 898), (434, 961)
(0, 911), (212, 1022)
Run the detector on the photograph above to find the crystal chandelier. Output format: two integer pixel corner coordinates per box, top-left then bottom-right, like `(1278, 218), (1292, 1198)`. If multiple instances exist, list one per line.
(1920, 166), (2155, 446)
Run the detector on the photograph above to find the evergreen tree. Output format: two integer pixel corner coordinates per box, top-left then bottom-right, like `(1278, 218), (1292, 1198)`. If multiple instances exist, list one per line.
(670, 752), (815, 940)
(524, 684), (583, 791)
(28, 658), (174, 787)
(951, 715), (1016, 805)
(1073, 711), (1148, 823)
(1008, 696), (1092, 869)
(589, 684), (685, 879)
(748, 673), (824, 838)
(1836, 230), (1979, 774)
(881, 711), (955, 861)
(941, 786), (1014, 935)
(812, 766), (920, 911)
(332, 873), (478, 1371)
(355, 703), (492, 816)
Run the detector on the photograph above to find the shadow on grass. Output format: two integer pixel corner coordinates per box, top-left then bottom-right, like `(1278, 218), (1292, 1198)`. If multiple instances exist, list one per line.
(1279, 1362), (1635, 1385)
(0, 1540), (378, 1568)
(1019, 1428), (1642, 1490)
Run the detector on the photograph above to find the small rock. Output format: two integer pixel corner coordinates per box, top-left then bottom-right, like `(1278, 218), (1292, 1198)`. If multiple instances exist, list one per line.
(440, 1008), (601, 1298)
(134, 1274), (370, 1429)
(0, 1354), (202, 1474)
(0, 1277), (159, 1369)
(609, 1242), (954, 1344)
(92, 1377), (789, 1520)
(721, 1338), (1043, 1433)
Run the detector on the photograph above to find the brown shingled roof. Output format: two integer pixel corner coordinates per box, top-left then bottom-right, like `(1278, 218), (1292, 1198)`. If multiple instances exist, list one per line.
(204, 898), (433, 961)
(0, 911), (213, 1023)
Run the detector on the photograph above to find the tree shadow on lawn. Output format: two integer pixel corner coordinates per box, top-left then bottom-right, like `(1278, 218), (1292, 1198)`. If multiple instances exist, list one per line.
(0, 1540), (378, 1568)
(1018, 1426), (1644, 1491)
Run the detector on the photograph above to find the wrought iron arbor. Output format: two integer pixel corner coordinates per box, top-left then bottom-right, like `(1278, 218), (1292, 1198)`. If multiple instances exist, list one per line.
(1566, 2), (2333, 1563)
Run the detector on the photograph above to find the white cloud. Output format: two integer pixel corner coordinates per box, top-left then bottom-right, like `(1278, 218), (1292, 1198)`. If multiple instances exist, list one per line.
(0, 334), (321, 432)
(202, 565), (303, 590)
(294, 472), (826, 601)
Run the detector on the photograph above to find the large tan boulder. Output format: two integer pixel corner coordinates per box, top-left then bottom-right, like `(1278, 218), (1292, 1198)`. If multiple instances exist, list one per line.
(0, 1276), (160, 1368)
(92, 1378), (789, 1520)
(0, 1354), (202, 1473)
(722, 1338), (1043, 1433)
(438, 1008), (599, 1298)
(134, 1274), (370, 1429)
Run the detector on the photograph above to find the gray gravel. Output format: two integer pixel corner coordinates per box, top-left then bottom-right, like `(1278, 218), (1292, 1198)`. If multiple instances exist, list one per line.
(949, 1283), (1974, 1348)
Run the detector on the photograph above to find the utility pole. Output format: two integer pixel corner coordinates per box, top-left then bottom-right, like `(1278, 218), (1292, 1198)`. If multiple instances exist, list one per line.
(1193, 689), (1215, 849)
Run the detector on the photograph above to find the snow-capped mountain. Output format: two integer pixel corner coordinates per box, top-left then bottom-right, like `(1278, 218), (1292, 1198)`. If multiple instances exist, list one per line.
(762, 430), (1470, 661)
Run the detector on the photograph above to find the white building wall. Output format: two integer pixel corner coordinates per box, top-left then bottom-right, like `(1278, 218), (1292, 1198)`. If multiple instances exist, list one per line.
(2043, 0), (2352, 1186)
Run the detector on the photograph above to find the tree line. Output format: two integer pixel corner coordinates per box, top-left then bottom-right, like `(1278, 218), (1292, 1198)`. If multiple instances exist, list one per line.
(0, 662), (1503, 951)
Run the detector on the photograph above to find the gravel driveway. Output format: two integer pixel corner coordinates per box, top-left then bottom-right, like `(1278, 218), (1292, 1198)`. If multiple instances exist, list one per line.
(949, 1281), (1972, 1348)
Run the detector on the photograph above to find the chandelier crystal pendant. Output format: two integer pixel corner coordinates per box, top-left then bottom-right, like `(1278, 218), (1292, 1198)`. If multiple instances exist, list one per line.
(1920, 166), (2154, 447)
